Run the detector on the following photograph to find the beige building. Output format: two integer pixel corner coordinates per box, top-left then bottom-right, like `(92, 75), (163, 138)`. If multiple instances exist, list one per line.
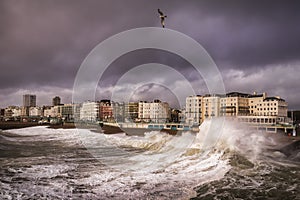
(29, 107), (43, 117)
(150, 100), (169, 123)
(248, 93), (287, 120)
(4, 106), (21, 119)
(23, 94), (36, 107)
(138, 101), (151, 122)
(186, 92), (288, 125)
(248, 92), (267, 116)
(43, 106), (60, 118)
(80, 101), (100, 122)
(185, 95), (202, 124)
(202, 95), (221, 120)
(220, 92), (249, 116)
(125, 102), (139, 122)
(138, 100), (170, 123)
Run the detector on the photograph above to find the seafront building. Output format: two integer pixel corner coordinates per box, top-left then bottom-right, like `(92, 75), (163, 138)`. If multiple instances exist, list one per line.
(79, 101), (100, 122)
(138, 100), (170, 123)
(185, 95), (202, 124)
(185, 92), (289, 125)
(52, 96), (61, 106)
(29, 107), (43, 117)
(99, 100), (114, 122)
(22, 94), (36, 116)
(23, 94), (36, 107)
(124, 102), (139, 122)
(0, 92), (291, 129)
(202, 95), (221, 120)
(4, 106), (21, 119)
(220, 92), (249, 116)
(112, 102), (125, 122)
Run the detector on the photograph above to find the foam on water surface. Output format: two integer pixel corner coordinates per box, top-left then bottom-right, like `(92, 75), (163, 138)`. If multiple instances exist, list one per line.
(1, 119), (298, 199)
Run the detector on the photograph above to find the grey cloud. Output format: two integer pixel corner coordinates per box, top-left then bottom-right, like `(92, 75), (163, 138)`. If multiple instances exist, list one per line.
(0, 0), (299, 109)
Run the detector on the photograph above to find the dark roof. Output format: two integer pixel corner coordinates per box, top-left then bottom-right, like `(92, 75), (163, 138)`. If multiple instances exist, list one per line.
(100, 99), (111, 103)
(226, 92), (249, 98)
(263, 97), (285, 102)
(203, 94), (226, 97)
(248, 94), (264, 98)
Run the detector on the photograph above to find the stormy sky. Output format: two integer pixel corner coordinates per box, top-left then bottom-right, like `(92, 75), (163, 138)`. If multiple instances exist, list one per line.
(1, 0), (300, 109)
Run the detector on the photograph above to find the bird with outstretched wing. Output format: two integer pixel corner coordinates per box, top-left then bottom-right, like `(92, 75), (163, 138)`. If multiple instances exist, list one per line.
(158, 9), (167, 28)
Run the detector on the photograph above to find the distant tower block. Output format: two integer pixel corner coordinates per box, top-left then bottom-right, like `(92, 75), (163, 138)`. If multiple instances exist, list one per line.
(23, 94), (36, 107)
(52, 96), (61, 106)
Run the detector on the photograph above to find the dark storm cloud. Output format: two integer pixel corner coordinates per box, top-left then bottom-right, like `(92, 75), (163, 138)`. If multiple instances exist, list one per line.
(168, 0), (300, 68)
(0, 0), (300, 108)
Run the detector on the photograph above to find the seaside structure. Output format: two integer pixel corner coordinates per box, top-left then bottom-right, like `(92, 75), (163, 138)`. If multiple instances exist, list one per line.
(186, 92), (289, 125)
(61, 104), (78, 121)
(150, 99), (170, 123)
(138, 100), (170, 123)
(29, 107), (43, 117)
(43, 106), (53, 118)
(185, 95), (202, 125)
(52, 96), (61, 106)
(220, 92), (249, 116)
(170, 109), (181, 123)
(124, 102), (139, 122)
(0, 108), (4, 121)
(2, 106), (22, 120)
(99, 100), (114, 122)
(44, 106), (60, 118)
(202, 95), (221, 120)
(80, 101), (100, 122)
(138, 101), (151, 122)
(238, 95), (288, 125)
(112, 102), (125, 122)
(23, 94), (36, 107)
(22, 94), (36, 116)
(0, 92), (291, 129)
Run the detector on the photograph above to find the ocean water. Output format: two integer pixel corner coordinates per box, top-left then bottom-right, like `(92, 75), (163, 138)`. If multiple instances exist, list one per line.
(0, 120), (299, 199)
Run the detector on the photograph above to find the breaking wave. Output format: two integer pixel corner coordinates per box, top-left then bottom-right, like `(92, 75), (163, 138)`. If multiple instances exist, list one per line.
(1, 119), (299, 199)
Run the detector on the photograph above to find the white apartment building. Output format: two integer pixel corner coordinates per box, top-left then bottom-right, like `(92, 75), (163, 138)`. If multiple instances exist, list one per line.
(43, 107), (52, 117)
(248, 92), (267, 116)
(29, 107), (43, 117)
(138, 101), (151, 122)
(186, 92), (288, 125)
(80, 101), (99, 122)
(150, 100), (169, 123)
(43, 106), (60, 118)
(202, 95), (221, 120)
(220, 92), (249, 116)
(185, 95), (202, 124)
(249, 95), (287, 117)
(138, 100), (170, 123)
(11, 107), (21, 117)
(3, 106), (22, 119)
(246, 95), (288, 124)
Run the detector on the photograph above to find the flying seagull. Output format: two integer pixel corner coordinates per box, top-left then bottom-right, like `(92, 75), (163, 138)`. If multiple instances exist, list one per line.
(158, 9), (167, 28)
